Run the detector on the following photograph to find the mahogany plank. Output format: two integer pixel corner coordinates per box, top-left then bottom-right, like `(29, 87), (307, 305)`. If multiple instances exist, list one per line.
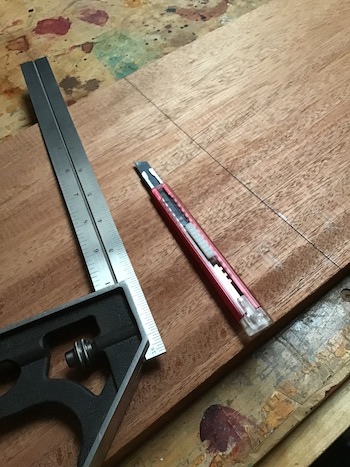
(129, 0), (350, 268)
(0, 1), (344, 462)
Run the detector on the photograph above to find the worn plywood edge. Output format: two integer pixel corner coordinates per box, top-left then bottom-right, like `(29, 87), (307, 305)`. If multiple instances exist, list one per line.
(256, 369), (350, 467)
(111, 266), (349, 465)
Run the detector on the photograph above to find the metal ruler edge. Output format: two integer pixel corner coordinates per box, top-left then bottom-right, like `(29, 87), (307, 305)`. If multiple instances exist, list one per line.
(21, 57), (165, 359)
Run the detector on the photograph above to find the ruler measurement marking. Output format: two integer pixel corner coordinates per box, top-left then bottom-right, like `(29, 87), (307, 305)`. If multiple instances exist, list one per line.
(21, 58), (165, 359)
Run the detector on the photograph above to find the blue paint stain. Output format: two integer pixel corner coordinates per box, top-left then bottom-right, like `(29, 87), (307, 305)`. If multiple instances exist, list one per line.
(93, 32), (161, 79)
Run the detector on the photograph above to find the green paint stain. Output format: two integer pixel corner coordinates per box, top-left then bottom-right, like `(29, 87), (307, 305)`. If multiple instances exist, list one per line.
(93, 32), (161, 79)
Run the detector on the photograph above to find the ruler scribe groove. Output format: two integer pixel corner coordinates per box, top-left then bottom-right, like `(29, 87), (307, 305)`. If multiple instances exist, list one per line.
(21, 57), (165, 359)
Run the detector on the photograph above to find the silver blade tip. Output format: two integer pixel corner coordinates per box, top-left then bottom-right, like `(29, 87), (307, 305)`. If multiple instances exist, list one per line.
(134, 161), (151, 174)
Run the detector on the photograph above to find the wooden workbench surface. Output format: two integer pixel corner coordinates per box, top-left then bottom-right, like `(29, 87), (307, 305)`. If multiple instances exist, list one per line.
(1, 0), (350, 466)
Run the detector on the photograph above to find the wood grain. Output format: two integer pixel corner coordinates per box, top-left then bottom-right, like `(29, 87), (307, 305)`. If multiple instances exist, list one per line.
(0, 0), (347, 464)
(129, 0), (350, 268)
